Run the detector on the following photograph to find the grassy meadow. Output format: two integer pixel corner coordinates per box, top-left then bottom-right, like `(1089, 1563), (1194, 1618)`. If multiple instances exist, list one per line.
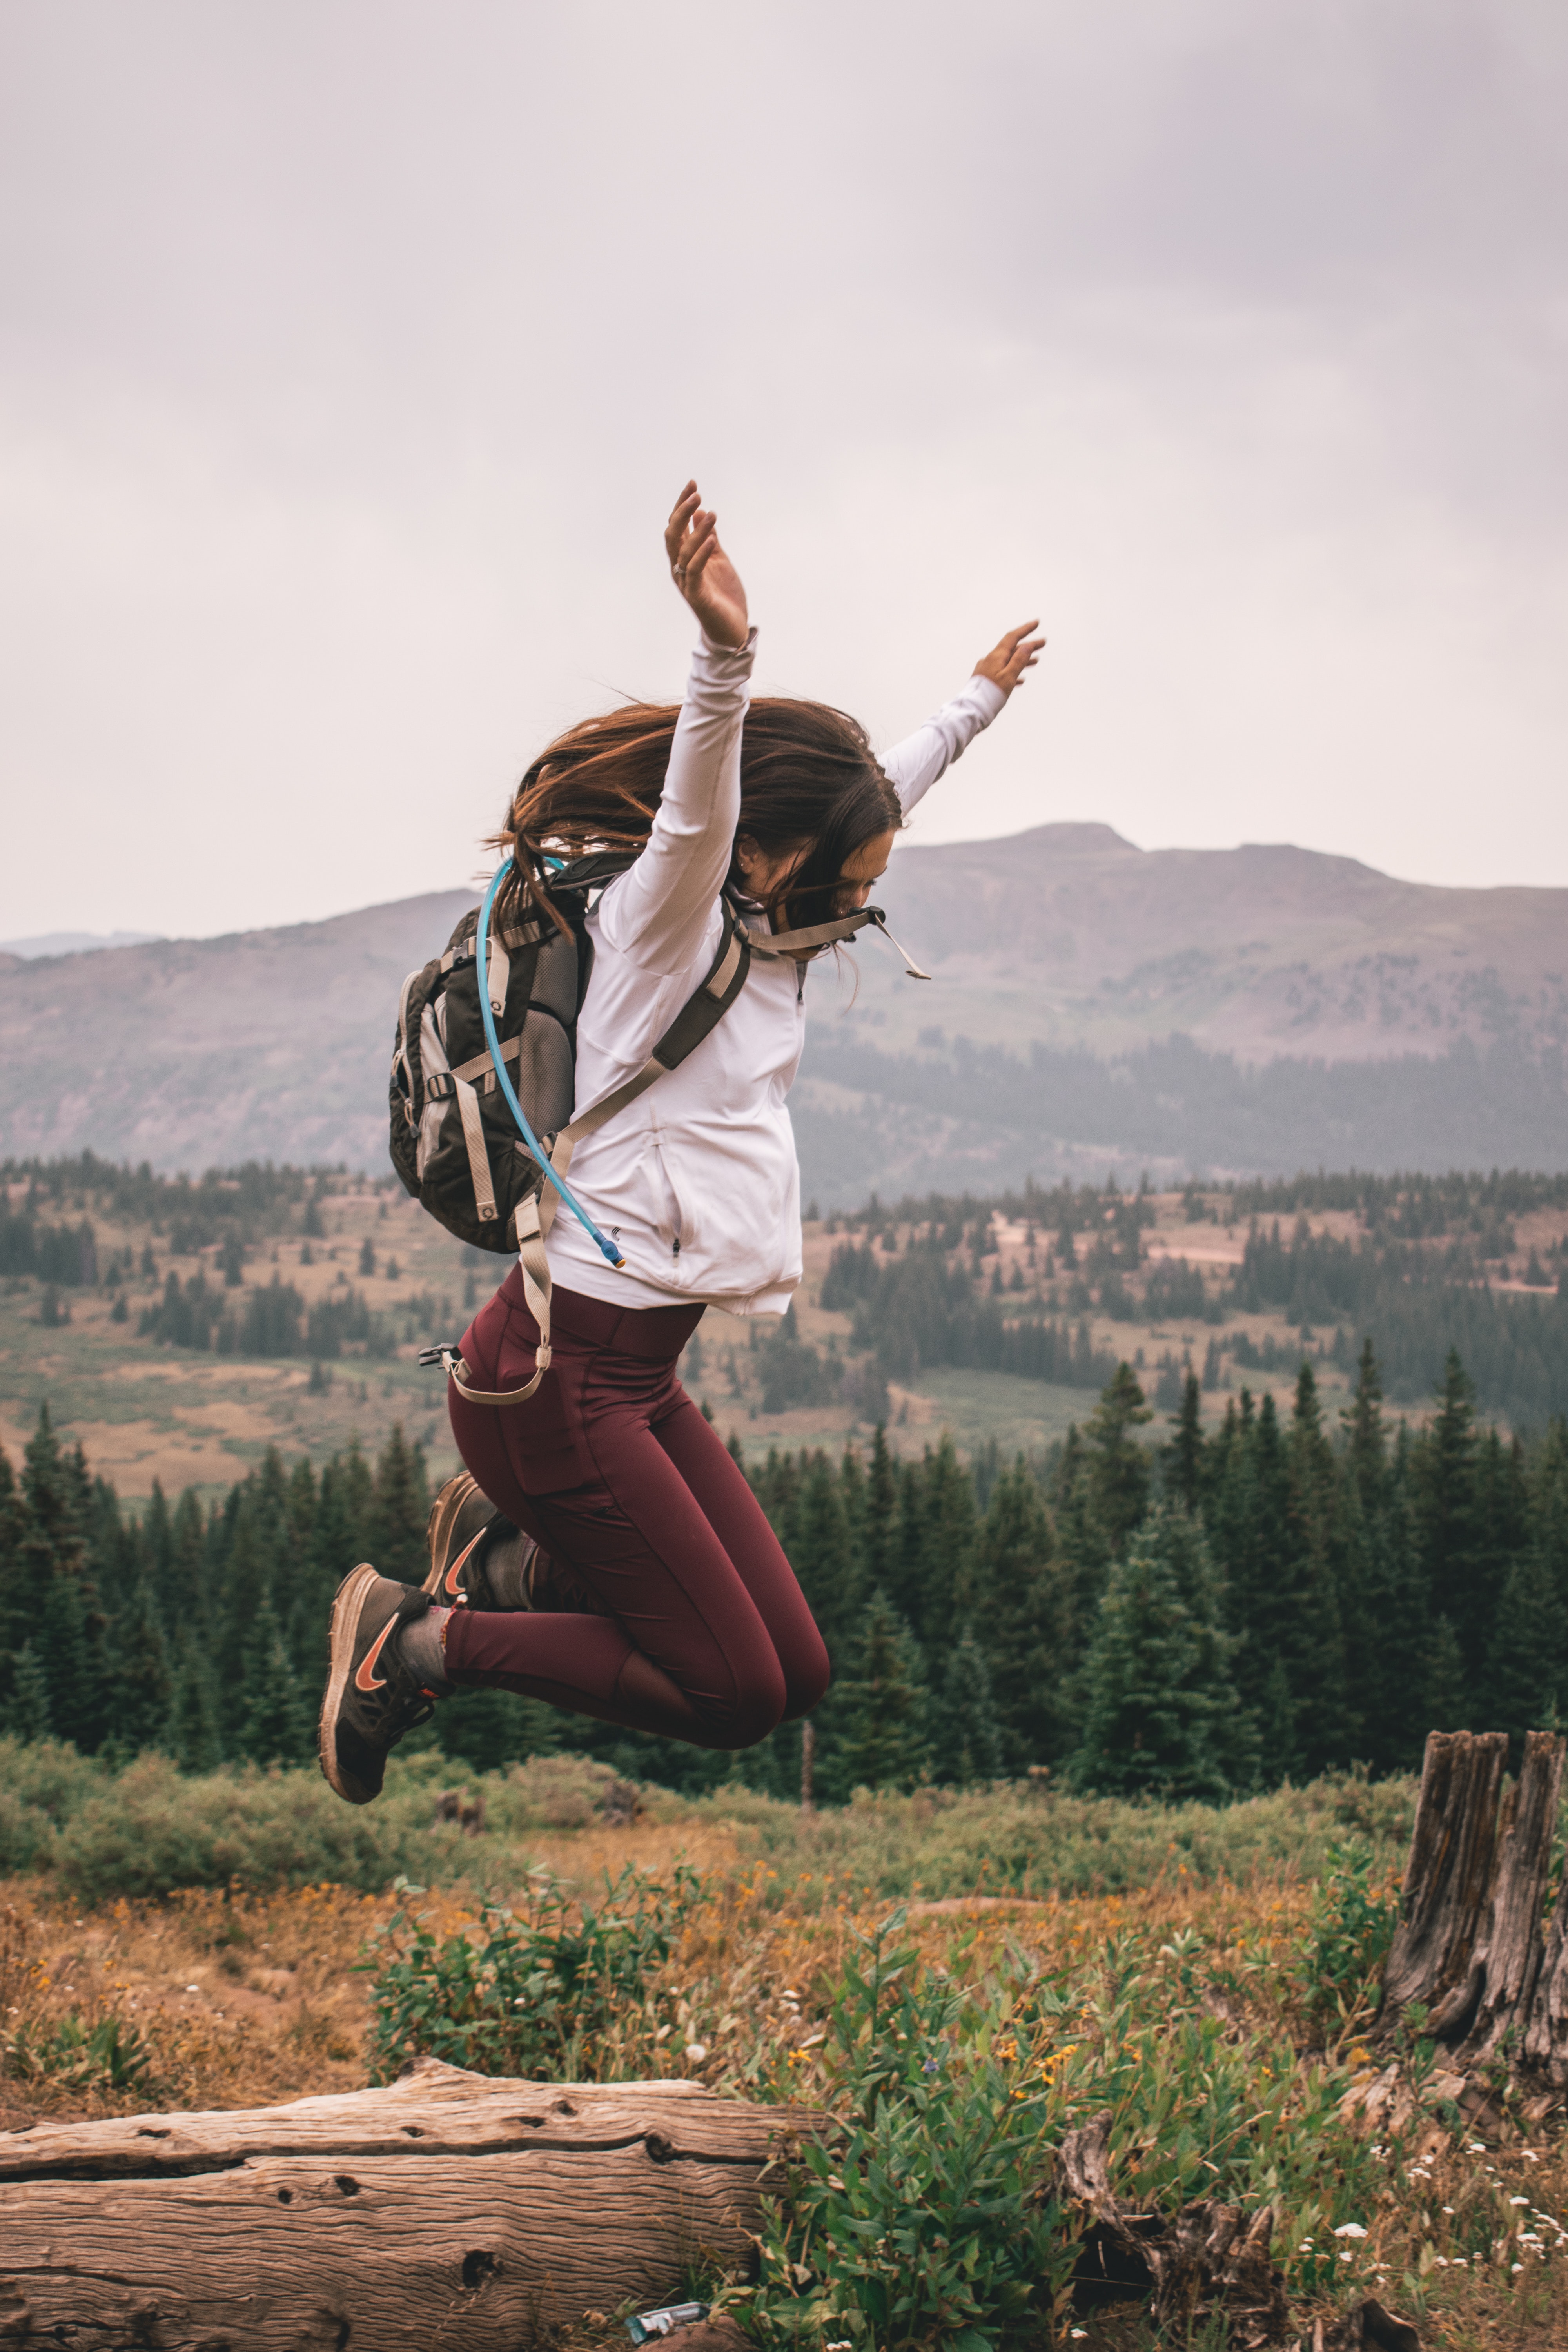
(3, 1749), (1567, 2348)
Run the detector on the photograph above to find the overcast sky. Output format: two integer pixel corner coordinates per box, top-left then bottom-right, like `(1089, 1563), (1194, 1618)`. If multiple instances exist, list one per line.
(2, 0), (1564, 942)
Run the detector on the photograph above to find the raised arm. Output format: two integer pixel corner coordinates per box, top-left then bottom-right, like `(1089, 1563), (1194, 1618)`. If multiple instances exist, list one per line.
(599, 484), (755, 975)
(880, 620), (1045, 816)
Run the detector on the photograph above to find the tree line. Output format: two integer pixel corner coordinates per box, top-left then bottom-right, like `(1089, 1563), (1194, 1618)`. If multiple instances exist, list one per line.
(802, 1024), (1568, 1197)
(2, 1335), (1564, 1807)
(817, 1202), (1568, 1430)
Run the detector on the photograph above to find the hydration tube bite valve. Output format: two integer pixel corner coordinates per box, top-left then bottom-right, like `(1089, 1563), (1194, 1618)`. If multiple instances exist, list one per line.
(475, 860), (626, 1270)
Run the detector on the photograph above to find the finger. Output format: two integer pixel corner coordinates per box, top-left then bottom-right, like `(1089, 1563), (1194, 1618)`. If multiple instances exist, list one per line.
(671, 514), (717, 590)
(664, 484), (701, 561)
(677, 512), (717, 575)
(683, 530), (720, 588)
(1004, 620), (1040, 652)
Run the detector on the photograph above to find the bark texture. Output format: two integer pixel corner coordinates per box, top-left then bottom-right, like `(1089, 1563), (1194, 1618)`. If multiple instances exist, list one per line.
(1376, 1729), (1568, 2088)
(1377, 1731), (1509, 2038)
(0, 2058), (808, 2349)
(1056, 2111), (1289, 2348)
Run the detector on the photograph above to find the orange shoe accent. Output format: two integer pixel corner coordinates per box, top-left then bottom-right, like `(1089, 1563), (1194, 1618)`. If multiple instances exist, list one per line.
(443, 1526), (486, 1602)
(354, 1611), (401, 1695)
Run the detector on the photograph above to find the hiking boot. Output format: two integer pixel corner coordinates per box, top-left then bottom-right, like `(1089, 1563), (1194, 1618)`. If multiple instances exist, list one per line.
(424, 1470), (497, 1595)
(423, 1471), (604, 1615)
(319, 1565), (446, 1807)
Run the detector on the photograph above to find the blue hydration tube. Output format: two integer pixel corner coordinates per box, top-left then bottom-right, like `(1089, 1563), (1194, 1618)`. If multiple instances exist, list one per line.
(475, 859), (626, 1270)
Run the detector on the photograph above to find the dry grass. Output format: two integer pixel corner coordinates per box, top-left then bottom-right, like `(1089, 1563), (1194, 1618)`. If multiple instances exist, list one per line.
(4, 1844), (1568, 2348)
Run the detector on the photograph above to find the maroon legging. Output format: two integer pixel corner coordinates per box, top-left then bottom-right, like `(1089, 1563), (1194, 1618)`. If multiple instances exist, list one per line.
(442, 1269), (830, 1750)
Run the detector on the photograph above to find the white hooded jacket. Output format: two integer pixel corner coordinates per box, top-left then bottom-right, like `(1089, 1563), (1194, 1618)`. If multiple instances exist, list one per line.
(544, 628), (1004, 1315)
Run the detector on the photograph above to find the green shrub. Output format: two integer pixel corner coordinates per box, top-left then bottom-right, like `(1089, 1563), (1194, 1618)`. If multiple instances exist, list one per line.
(361, 1863), (704, 2083)
(702, 1770), (1417, 1904)
(0, 1731), (1417, 1913)
(0, 1737), (105, 1873)
(1291, 1838), (1401, 2045)
(738, 1911), (1071, 2351)
(53, 1751), (435, 1902)
(5, 2011), (152, 2095)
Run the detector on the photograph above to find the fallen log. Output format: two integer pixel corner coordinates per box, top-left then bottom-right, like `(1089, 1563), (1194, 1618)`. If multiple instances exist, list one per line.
(0, 2056), (811, 2348)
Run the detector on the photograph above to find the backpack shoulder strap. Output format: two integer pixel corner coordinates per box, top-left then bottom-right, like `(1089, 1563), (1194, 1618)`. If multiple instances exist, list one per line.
(547, 893), (751, 1188)
(451, 897), (754, 1411)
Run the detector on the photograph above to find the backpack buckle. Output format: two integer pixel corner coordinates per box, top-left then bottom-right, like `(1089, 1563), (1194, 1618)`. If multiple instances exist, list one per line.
(426, 1071), (456, 1101)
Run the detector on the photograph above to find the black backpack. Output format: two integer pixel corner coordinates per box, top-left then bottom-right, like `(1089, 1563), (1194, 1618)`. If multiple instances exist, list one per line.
(389, 855), (924, 1403)
(389, 852), (750, 1254)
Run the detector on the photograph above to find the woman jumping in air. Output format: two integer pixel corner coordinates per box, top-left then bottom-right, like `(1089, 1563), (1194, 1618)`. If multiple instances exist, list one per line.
(319, 483), (1042, 1804)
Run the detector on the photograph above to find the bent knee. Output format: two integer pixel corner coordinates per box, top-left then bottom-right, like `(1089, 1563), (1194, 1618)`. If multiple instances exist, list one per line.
(780, 1631), (831, 1724)
(702, 1655), (789, 1750)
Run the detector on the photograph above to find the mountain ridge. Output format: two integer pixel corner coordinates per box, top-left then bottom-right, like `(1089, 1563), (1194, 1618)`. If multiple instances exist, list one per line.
(2, 828), (1564, 1188)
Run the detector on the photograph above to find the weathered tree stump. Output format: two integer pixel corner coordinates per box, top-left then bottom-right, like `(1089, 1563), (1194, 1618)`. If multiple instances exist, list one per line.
(1376, 1728), (1568, 2090)
(1057, 2111), (1290, 2348)
(0, 2057), (810, 2348)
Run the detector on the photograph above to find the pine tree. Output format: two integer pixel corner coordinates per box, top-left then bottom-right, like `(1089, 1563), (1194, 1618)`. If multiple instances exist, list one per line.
(314, 1443), (375, 1596)
(167, 1642), (225, 1774)
(1163, 1373), (1204, 1514)
(1341, 1339), (1387, 1517)
(973, 1458), (1071, 1765)
(1284, 1364), (1354, 1774)
(931, 1627), (1004, 1786)
(860, 1425), (900, 1593)
(142, 1481), (174, 1607)
(370, 1426), (430, 1581)
(1483, 1550), (1566, 1762)
(12, 1640), (51, 1742)
(1067, 1506), (1237, 1801)
(35, 1571), (90, 1748)
(0, 1439), (27, 1659)
(1083, 1365), (1153, 1557)
(437, 1686), (559, 1773)
(1051, 1425), (1111, 1667)
(236, 1592), (310, 1766)
(21, 1404), (85, 1580)
(1422, 1614), (1468, 1733)
(1256, 1655), (1296, 1786)
(1212, 1392), (1291, 1744)
(786, 1451), (860, 1662)
(1415, 1351), (1483, 1690)
(164, 1486), (211, 1639)
(1530, 1420), (1568, 1700)
(108, 1575), (174, 1754)
(832, 1590), (931, 1795)
(1471, 1430), (1532, 1686)
(910, 1435), (976, 1651)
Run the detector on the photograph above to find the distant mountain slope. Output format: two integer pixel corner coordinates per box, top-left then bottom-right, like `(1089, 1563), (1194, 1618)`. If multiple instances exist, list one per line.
(0, 891), (471, 1173)
(2, 831), (1565, 1186)
(0, 929), (164, 960)
(848, 822), (1568, 1063)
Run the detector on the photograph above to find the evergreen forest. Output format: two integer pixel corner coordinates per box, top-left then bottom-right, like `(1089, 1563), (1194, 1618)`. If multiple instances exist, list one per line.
(3, 1334), (1565, 1809)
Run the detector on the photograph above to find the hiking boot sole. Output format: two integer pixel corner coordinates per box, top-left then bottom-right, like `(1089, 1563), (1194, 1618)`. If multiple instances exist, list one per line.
(319, 1562), (388, 1804)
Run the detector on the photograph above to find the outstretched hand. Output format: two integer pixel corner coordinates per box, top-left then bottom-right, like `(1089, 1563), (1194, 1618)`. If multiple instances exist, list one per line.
(665, 481), (750, 650)
(974, 621), (1045, 698)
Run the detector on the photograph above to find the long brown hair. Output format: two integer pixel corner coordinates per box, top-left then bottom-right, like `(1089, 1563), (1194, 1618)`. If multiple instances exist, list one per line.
(489, 697), (902, 932)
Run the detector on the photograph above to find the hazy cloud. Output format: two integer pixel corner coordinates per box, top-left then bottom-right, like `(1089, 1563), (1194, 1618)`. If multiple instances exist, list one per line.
(2, 0), (1564, 938)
